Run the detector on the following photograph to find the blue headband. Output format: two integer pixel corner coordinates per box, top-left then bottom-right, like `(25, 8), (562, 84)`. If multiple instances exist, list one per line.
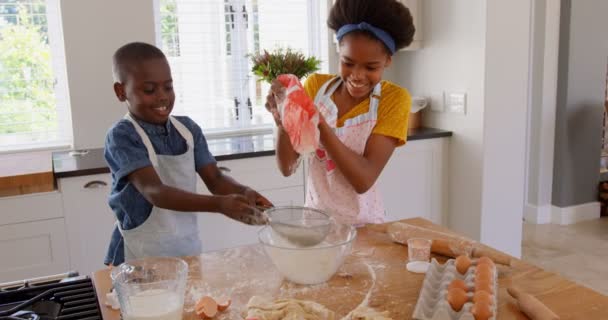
(336, 22), (396, 54)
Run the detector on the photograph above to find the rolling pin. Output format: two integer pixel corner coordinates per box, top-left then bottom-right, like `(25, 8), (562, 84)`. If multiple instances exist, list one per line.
(386, 222), (512, 265)
(507, 287), (560, 320)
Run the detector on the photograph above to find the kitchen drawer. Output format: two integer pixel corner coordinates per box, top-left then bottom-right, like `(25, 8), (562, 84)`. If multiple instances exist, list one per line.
(206, 156), (304, 192)
(0, 218), (69, 282)
(0, 191), (63, 226)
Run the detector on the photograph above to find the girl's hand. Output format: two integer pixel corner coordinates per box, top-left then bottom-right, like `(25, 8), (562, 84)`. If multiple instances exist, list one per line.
(265, 79), (287, 126)
(217, 194), (267, 225)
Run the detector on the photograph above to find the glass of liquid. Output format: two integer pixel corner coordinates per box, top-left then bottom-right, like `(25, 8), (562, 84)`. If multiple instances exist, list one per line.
(406, 238), (432, 274)
(112, 257), (188, 320)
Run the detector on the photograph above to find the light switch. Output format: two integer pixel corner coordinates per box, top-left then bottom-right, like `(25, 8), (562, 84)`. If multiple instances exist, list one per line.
(444, 92), (467, 114)
(429, 92), (444, 112)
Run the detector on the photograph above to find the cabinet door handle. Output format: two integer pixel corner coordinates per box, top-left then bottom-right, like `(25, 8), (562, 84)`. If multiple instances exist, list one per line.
(218, 166), (231, 173)
(83, 180), (108, 189)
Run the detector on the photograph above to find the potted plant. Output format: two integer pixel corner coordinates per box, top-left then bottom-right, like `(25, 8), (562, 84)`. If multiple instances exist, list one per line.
(249, 47), (321, 83)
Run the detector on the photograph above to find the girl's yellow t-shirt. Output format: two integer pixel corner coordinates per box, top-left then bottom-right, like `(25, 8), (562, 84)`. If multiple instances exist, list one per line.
(303, 73), (411, 145)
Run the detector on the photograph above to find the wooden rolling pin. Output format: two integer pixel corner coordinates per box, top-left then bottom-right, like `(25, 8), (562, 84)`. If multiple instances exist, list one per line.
(385, 222), (512, 265)
(507, 287), (560, 320)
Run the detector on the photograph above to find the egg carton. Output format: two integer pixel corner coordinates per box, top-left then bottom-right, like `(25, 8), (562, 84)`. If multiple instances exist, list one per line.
(412, 258), (498, 320)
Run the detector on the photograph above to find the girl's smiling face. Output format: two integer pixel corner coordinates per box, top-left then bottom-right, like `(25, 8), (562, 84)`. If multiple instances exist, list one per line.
(338, 32), (392, 100)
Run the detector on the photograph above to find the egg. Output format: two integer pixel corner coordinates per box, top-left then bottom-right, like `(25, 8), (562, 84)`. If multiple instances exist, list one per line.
(475, 263), (494, 278)
(477, 256), (496, 268)
(471, 300), (493, 320)
(448, 279), (468, 292)
(446, 287), (468, 312)
(455, 255), (472, 275)
(475, 266), (494, 286)
(473, 290), (493, 306)
(474, 278), (494, 294)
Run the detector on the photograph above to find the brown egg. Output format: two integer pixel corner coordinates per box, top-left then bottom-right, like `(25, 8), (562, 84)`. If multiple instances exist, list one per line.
(471, 300), (493, 320)
(477, 256), (496, 268)
(475, 263), (494, 278)
(473, 290), (494, 306)
(455, 255), (472, 275)
(474, 278), (494, 294)
(447, 287), (468, 312)
(475, 266), (494, 287)
(448, 279), (468, 292)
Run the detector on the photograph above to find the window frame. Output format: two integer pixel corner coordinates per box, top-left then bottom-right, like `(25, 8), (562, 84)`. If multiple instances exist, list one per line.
(0, 0), (73, 153)
(154, 0), (329, 138)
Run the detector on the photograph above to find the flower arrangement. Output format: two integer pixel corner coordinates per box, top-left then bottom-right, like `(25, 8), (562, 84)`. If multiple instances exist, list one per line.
(249, 47), (321, 83)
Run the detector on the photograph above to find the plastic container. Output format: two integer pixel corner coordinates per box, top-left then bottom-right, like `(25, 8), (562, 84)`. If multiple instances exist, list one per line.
(112, 257), (189, 320)
(412, 258), (498, 320)
(258, 222), (356, 285)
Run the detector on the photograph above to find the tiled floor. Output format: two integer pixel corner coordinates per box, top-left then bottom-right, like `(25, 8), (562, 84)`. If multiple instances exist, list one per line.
(521, 217), (608, 295)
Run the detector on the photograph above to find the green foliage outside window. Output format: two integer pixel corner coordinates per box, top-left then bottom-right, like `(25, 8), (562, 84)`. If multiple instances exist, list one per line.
(0, 2), (56, 136)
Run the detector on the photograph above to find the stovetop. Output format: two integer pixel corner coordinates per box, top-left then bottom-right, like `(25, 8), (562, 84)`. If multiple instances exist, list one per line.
(0, 273), (102, 320)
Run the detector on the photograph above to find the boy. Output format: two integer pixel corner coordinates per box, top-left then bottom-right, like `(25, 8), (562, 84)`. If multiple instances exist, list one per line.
(105, 42), (271, 265)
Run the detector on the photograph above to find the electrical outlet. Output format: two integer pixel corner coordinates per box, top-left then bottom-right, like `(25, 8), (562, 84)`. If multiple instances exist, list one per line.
(444, 92), (467, 114)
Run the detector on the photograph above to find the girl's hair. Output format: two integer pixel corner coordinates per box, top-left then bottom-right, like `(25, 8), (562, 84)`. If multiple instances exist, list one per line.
(112, 42), (167, 82)
(328, 0), (415, 51)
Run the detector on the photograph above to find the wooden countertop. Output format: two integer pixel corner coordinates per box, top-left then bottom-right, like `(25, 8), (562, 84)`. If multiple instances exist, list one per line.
(92, 218), (608, 319)
(0, 150), (55, 197)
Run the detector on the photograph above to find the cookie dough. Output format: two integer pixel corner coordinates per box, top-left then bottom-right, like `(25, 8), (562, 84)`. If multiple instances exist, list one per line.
(245, 296), (336, 320)
(348, 306), (392, 320)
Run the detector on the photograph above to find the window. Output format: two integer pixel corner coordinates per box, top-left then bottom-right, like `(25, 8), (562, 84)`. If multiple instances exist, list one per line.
(0, 0), (71, 152)
(156, 0), (328, 135)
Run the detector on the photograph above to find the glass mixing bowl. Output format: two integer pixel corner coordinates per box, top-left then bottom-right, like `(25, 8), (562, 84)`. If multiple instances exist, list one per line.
(259, 210), (356, 285)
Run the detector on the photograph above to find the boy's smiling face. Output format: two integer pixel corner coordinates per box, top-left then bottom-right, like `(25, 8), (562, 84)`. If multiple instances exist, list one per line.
(115, 57), (175, 124)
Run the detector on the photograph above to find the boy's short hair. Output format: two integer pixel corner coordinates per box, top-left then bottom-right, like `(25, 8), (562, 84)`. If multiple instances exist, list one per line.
(112, 42), (167, 82)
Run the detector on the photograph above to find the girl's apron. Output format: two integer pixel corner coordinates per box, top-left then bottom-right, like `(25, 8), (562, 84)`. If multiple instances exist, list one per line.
(305, 77), (385, 225)
(116, 114), (202, 260)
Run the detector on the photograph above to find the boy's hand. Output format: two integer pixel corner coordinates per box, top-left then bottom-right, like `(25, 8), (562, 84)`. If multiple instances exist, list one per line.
(242, 187), (273, 209)
(217, 194), (268, 225)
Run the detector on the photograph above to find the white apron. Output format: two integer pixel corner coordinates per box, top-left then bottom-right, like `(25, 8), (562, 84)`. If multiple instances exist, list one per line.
(305, 77), (385, 225)
(117, 114), (202, 260)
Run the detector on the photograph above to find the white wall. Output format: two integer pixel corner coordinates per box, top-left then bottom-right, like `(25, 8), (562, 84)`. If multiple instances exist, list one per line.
(61, 0), (156, 149)
(479, 0), (532, 257)
(525, 0), (560, 224)
(388, 0), (533, 257)
(393, 0), (487, 240)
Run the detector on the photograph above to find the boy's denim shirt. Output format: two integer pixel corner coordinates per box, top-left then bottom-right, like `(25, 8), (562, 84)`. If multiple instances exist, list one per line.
(103, 115), (216, 265)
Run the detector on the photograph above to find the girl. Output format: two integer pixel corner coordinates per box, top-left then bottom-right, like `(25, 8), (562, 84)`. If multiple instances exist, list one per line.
(266, 0), (415, 225)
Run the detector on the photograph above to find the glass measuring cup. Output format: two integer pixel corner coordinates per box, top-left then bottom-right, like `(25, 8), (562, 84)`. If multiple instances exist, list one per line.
(112, 257), (188, 320)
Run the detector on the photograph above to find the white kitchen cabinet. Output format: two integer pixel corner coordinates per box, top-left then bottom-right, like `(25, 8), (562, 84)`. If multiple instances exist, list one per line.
(197, 156), (305, 252)
(0, 192), (68, 282)
(0, 218), (69, 282)
(58, 173), (115, 276)
(378, 137), (448, 224)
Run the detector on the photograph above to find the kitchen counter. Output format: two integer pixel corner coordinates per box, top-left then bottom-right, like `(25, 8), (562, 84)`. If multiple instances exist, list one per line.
(92, 217), (608, 319)
(52, 127), (452, 179)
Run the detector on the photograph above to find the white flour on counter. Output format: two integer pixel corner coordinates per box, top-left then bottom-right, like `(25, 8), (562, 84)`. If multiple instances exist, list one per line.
(340, 262), (379, 320)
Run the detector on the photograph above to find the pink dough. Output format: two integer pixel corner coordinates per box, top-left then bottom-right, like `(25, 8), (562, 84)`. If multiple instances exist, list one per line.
(277, 74), (320, 154)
